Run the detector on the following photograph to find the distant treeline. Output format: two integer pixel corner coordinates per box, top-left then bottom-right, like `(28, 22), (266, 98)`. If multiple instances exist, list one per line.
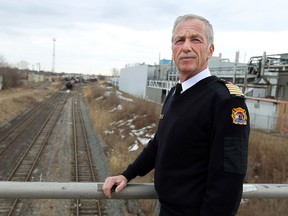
(0, 67), (23, 89)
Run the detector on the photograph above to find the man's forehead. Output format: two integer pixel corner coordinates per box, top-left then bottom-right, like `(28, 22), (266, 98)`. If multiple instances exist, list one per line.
(175, 19), (205, 33)
(174, 20), (206, 38)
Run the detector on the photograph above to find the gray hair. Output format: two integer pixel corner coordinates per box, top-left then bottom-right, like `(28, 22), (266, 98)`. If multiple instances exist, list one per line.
(171, 14), (214, 46)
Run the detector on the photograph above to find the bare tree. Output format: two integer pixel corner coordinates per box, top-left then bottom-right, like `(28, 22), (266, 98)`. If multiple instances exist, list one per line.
(112, 68), (119, 77)
(0, 54), (7, 67)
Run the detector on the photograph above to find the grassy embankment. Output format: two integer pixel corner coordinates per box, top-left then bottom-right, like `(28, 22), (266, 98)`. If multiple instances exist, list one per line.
(82, 84), (288, 216)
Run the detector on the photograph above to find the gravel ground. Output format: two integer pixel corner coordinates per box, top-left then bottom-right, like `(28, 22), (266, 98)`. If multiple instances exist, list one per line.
(80, 97), (128, 216)
(19, 96), (74, 216)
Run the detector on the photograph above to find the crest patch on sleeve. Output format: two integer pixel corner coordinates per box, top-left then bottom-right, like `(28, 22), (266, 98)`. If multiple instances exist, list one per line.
(231, 107), (248, 125)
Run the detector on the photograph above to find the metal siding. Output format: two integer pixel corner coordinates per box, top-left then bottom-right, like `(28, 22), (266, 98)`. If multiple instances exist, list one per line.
(119, 65), (148, 97)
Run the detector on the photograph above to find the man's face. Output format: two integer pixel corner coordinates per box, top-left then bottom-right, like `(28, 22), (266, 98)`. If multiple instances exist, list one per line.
(172, 19), (214, 79)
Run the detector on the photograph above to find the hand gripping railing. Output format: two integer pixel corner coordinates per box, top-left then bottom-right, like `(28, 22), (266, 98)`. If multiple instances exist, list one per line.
(0, 182), (288, 199)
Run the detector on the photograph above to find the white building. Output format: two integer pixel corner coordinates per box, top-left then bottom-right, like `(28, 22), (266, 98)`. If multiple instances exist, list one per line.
(28, 73), (44, 83)
(119, 64), (157, 98)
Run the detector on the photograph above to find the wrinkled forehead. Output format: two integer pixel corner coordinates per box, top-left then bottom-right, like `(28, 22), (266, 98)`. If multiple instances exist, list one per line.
(173, 19), (207, 40)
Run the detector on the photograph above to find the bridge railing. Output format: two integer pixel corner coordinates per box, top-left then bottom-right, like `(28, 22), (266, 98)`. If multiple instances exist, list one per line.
(0, 182), (288, 199)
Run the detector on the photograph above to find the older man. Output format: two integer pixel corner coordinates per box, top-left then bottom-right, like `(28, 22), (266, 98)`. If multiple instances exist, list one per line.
(103, 14), (250, 216)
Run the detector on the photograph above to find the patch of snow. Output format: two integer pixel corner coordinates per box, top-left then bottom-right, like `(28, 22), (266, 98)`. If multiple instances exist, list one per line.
(96, 96), (103, 101)
(118, 95), (133, 102)
(131, 129), (145, 136)
(117, 104), (123, 110)
(137, 137), (150, 145)
(108, 104), (123, 112)
(104, 130), (114, 135)
(128, 143), (139, 151)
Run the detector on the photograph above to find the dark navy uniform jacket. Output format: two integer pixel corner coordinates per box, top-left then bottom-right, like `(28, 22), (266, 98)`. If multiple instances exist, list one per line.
(122, 75), (250, 216)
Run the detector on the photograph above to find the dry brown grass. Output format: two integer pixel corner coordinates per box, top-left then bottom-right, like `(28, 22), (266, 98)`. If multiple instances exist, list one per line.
(246, 130), (288, 183)
(82, 84), (159, 214)
(82, 83), (288, 216)
(0, 84), (55, 126)
(238, 130), (288, 216)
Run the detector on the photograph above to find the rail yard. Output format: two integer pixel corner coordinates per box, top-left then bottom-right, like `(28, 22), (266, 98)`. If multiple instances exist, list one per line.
(0, 82), (108, 216)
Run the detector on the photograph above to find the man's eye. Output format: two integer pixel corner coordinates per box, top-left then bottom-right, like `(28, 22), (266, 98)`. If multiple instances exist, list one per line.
(175, 39), (183, 44)
(192, 39), (201, 44)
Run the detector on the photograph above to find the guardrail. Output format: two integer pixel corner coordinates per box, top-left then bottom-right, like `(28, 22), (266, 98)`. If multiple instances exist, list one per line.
(0, 182), (288, 199)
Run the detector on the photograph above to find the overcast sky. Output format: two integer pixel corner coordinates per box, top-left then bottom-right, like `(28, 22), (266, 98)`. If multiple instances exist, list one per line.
(1, 0), (288, 75)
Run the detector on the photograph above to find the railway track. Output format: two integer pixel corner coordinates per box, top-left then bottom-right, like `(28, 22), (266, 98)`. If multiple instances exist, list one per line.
(71, 94), (106, 216)
(0, 92), (70, 215)
(0, 85), (107, 216)
(0, 93), (64, 159)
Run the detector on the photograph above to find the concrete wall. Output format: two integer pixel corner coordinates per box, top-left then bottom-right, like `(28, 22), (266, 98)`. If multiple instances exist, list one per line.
(146, 87), (164, 104)
(28, 73), (44, 83)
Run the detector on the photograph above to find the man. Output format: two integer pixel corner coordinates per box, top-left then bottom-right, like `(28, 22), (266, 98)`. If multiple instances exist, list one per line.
(102, 14), (250, 216)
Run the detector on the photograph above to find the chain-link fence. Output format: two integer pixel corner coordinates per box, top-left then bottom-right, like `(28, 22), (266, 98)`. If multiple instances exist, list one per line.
(250, 113), (288, 134)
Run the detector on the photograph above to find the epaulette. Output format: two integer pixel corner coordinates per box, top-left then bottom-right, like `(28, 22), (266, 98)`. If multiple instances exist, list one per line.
(218, 79), (244, 98)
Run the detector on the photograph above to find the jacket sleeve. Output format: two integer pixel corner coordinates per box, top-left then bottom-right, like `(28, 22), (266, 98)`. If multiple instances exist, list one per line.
(200, 96), (250, 216)
(121, 133), (158, 182)
(121, 88), (174, 182)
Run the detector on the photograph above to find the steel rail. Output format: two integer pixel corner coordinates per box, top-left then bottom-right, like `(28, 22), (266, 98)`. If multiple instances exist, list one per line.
(72, 93), (103, 216)
(6, 93), (68, 181)
(0, 93), (62, 157)
(72, 94), (80, 216)
(1, 93), (69, 216)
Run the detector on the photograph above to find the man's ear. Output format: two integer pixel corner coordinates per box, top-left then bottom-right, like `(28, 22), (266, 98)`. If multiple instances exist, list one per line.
(208, 44), (215, 59)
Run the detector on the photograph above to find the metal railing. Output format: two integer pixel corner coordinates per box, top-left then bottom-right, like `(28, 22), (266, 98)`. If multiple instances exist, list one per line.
(0, 182), (288, 199)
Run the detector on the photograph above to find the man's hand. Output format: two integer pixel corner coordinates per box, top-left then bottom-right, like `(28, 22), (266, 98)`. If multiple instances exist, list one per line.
(102, 175), (128, 198)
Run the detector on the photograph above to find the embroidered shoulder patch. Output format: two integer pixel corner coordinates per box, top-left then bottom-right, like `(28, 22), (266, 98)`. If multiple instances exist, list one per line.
(225, 82), (244, 97)
(231, 107), (248, 125)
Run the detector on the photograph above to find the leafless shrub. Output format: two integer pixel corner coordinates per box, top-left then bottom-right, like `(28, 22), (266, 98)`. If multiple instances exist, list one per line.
(0, 67), (22, 89)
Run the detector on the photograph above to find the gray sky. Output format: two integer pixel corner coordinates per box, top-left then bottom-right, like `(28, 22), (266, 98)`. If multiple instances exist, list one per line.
(1, 0), (288, 75)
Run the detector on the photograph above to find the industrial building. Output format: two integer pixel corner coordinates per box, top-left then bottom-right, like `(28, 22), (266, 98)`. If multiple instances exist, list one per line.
(109, 52), (288, 133)
(115, 52), (288, 102)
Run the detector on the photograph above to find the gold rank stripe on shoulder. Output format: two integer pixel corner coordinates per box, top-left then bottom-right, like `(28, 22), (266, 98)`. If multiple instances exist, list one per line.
(225, 83), (244, 97)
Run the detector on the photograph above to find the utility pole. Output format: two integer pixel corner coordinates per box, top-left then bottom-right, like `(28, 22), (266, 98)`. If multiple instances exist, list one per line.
(52, 38), (56, 72)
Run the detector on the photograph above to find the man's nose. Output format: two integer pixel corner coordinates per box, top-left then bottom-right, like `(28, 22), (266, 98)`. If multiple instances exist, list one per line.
(182, 39), (192, 52)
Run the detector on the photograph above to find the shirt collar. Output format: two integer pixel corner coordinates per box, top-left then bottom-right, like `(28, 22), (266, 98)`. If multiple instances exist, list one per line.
(181, 68), (211, 92)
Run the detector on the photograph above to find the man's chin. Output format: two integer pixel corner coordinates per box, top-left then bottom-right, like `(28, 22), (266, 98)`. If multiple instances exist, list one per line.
(178, 66), (195, 74)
